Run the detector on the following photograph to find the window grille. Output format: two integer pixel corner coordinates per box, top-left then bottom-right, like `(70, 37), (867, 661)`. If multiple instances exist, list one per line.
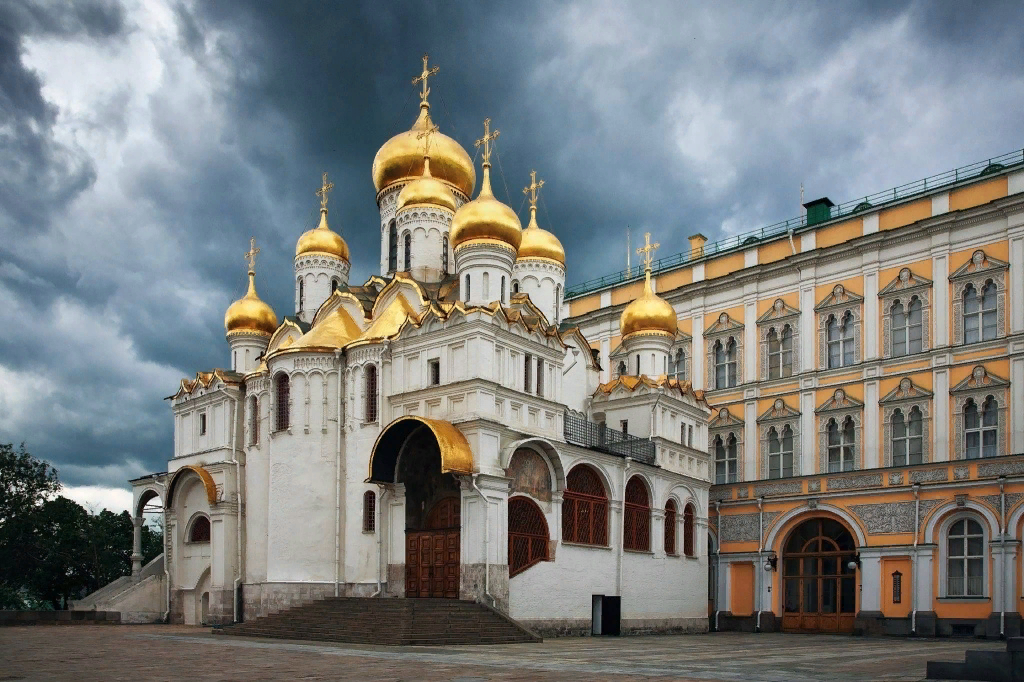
(891, 406), (924, 465)
(536, 357), (544, 397)
(714, 434), (738, 483)
(767, 425), (794, 478)
(683, 503), (695, 557)
(620, 419), (628, 435)
(562, 412), (655, 463)
(664, 499), (677, 555)
(364, 365), (378, 423)
(509, 497), (549, 576)
(403, 232), (411, 271)
(827, 312), (855, 368)
(891, 297), (923, 357)
(249, 396), (259, 446)
(964, 396), (998, 458)
(946, 518), (984, 597)
(189, 516), (211, 543)
(275, 374), (290, 431)
(562, 465), (608, 546)
(363, 491), (376, 533)
(623, 476), (650, 552)
(827, 416), (856, 472)
(501, 276), (506, 304)
(297, 278), (304, 313)
(388, 221), (398, 272)
(963, 281), (998, 343)
(442, 235), (449, 276)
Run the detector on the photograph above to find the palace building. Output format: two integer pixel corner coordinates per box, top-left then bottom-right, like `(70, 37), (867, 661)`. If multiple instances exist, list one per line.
(563, 150), (1024, 637)
(81, 57), (713, 638)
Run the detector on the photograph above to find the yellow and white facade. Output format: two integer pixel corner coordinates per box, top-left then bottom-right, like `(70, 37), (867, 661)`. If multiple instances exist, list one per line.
(565, 157), (1024, 637)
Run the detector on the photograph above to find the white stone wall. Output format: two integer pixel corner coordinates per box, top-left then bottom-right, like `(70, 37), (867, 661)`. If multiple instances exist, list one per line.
(395, 207), (453, 283)
(294, 254), (348, 324)
(513, 259), (565, 324)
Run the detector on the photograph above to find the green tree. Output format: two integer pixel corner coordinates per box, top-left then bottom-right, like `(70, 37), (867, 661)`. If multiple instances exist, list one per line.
(26, 496), (91, 609)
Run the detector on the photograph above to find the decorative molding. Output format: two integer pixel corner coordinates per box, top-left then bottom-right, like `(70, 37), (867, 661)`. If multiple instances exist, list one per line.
(816, 284), (863, 369)
(954, 466), (970, 481)
(826, 473), (881, 491)
(889, 472), (904, 485)
(816, 389), (864, 473)
(757, 301), (801, 381)
(709, 407), (744, 482)
(949, 250), (1008, 346)
(909, 468), (949, 484)
(807, 479), (821, 493)
(978, 460), (1024, 478)
(850, 499), (941, 534)
(719, 511), (779, 543)
(704, 312), (743, 389)
(756, 398), (802, 478)
(880, 268), (932, 359)
(753, 481), (802, 497)
(880, 378), (933, 467)
(951, 366), (1011, 460)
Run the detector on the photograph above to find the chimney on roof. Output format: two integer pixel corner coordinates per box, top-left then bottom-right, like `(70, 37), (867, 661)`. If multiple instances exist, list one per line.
(688, 233), (707, 259)
(803, 197), (834, 227)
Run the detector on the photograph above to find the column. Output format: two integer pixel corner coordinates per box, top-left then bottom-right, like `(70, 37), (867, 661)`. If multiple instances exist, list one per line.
(799, 283), (816, 369)
(744, 298), (757, 383)
(859, 550), (882, 612)
(933, 368), (950, 462)
(864, 268), (879, 360)
(744, 401), (757, 482)
(132, 516), (144, 577)
(800, 390), (815, 475)
(863, 380), (880, 469)
(932, 250), (950, 347)
(691, 311), (705, 390)
(1008, 220), (1023, 333)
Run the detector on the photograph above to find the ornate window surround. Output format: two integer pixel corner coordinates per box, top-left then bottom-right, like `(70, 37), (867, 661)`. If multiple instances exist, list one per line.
(704, 313), (744, 390)
(757, 298), (801, 381)
(938, 512), (989, 598)
(709, 407), (744, 482)
(879, 268), (932, 359)
(950, 249), (1008, 346)
(880, 377), (933, 466)
(815, 388), (864, 473)
(815, 284), (863, 370)
(669, 332), (692, 382)
(756, 398), (801, 478)
(951, 365), (1010, 460)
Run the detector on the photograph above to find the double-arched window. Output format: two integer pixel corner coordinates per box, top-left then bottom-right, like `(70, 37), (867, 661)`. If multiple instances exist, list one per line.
(766, 325), (793, 379)
(713, 338), (738, 389)
(508, 497), (549, 576)
(826, 311), (855, 368)
(562, 465), (607, 546)
(826, 416), (856, 472)
(623, 476), (650, 552)
(713, 434), (738, 484)
(673, 349), (687, 381)
(891, 296), (923, 357)
(664, 499), (677, 555)
(364, 364), (378, 423)
(767, 425), (794, 478)
(964, 396), (998, 458)
(891, 406), (923, 465)
(275, 374), (290, 432)
(963, 281), (998, 344)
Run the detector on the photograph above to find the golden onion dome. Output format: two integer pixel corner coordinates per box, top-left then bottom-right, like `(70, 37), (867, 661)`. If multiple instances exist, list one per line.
(296, 208), (350, 261)
(225, 271), (278, 337)
(372, 103), (475, 197)
(396, 156), (457, 212)
(517, 206), (565, 265)
(450, 164), (522, 251)
(620, 271), (677, 339)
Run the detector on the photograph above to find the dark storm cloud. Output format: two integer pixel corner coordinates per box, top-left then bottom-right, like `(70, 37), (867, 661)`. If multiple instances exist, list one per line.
(0, 0), (1022, 496)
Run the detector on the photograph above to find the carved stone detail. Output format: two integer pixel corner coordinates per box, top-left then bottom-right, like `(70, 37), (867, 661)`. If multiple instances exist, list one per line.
(704, 312), (744, 390)
(826, 473), (881, 491)
(757, 398), (802, 478)
(808, 480), (821, 493)
(879, 267), (932, 359)
(949, 250), (1008, 346)
(815, 284), (863, 370)
(978, 460), (1024, 478)
(816, 389), (864, 473)
(951, 366), (1010, 461)
(719, 511), (779, 543)
(909, 468), (949, 484)
(888, 472), (904, 485)
(757, 299), (801, 381)
(850, 499), (941, 534)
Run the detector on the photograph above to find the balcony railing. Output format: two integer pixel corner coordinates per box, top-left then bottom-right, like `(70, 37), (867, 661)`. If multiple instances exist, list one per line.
(565, 148), (1024, 300)
(563, 412), (656, 464)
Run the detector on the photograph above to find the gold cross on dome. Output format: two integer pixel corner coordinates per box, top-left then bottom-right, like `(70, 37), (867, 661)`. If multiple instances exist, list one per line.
(316, 172), (334, 211)
(416, 123), (439, 157)
(474, 117), (500, 165)
(523, 169), (545, 209)
(636, 232), (660, 273)
(244, 237), (260, 273)
(412, 54), (439, 105)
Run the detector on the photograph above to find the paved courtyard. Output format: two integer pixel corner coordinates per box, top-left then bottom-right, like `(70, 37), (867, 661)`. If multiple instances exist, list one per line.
(0, 624), (1005, 681)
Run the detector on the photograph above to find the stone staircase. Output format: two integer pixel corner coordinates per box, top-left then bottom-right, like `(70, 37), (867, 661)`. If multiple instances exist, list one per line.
(217, 597), (542, 646)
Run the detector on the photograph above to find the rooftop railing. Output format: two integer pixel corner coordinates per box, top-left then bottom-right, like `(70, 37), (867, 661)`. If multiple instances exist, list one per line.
(565, 148), (1024, 300)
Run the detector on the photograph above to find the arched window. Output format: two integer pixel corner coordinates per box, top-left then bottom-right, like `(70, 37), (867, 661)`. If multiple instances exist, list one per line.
(714, 338), (737, 389)
(464, 274), (471, 301)
(963, 281), (998, 343)
(562, 465), (608, 546)
(767, 425), (794, 479)
(623, 476), (650, 552)
(364, 364), (378, 423)
(500, 276), (506, 304)
(248, 396), (259, 446)
(827, 416), (856, 472)
(555, 284), (561, 323)
(508, 497), (549, 576)
(892, 297), (923, 357)
(673, 349), (687, 381)
(363, 491), (376, 533)
(442, 235), (449, 276)
(683, 503), (695, 557)
(189, 516), (211, 543)
(617, 360), (627, 377)
(946, 517), (985, 596)
(403, 232), (411, 271)
(275, 374), (290, 431)
(297, 278), (304, 313)
(512, 280), (519, 294)
(331, 279), (339, 294)
(483, 272), (490, 300)
(827, 312), (855, 368)
(664, 499), (677, 555)
(964, 396), (998, 459)
(891, 406), (923, 466)
(635, 353), (641, 376)
(767, 325), (793, 379)
(714, 434), (738, 484)
(388, 220), (398, 272)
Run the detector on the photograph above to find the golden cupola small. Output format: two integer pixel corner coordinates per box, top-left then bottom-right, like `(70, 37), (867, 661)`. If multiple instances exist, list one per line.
(513, 170), (566, 324)
(396, 152), (457, 213)
(226, 238), (278, 372)
(294, 173), (351, 324)
(618, 233), (677, 376)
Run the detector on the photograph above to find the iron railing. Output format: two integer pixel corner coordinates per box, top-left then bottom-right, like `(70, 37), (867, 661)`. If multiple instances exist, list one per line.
(565, 148), (1024, 299)
(563, 412), (656, 464)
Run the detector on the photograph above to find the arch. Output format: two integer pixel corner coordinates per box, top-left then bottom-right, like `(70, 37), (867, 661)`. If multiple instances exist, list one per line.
(683, 502), (696, 557)
(367, 416), (473, 483)
(624, 474), (651, 552)
(363, 490), (376, 533)
(135, 486), (162, 519)
(936, 511), (991, 598)
(388, 220), (398, 271)
(167, 465), (217, 507)
(563, 463), (609, 546)
(664, 498), (678, 555)
(501, 437), (566, 493)
(922, 499), (1000, 544)
(403, 231), (412, 271)
(508, 496), (550, 577)
(187, 513), (211, 543)
(765, 504), (867, 551)
(274, 373), (290, 431)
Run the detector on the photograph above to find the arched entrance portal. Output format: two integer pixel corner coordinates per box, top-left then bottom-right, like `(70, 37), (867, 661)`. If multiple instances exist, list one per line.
(781, 517), (857, 633)
(368, 417), (475, 600)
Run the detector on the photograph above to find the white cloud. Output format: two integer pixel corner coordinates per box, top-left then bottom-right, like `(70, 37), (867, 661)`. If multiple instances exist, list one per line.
(61, 484), (133, 514)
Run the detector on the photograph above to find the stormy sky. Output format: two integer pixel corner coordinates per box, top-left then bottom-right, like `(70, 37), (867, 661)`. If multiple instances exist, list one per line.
(1, 0), (1022, 511)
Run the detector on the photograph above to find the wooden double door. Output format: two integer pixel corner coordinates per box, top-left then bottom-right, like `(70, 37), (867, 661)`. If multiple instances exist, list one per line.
(781, 518), (857, 633)
(405, 497), (460, 599)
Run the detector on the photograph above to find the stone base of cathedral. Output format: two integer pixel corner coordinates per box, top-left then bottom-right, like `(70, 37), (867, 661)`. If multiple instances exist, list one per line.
(712, 611), (780, 633)
(459, 563), (510, 613)
(240, 581), (380, 621)
(520, 617), (709, 638)
(169, 587), (234, 625)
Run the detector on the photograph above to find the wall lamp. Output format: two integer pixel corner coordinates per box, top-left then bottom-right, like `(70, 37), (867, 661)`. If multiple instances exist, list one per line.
(763, 555), (778, 572)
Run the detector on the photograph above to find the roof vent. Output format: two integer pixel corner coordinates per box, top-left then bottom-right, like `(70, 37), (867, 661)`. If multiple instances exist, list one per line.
(803, 197), (835, 227)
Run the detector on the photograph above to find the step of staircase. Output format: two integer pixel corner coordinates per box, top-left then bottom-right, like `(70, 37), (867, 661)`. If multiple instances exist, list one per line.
(217, 597), (542, 646)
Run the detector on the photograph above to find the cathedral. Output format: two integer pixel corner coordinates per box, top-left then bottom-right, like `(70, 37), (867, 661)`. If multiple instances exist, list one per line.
(112, 57), (712, 635)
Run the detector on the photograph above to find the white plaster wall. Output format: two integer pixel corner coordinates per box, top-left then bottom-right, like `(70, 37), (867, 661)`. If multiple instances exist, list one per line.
(395, 210), (453, 283)
(295, 256), (348, 324)
(175, 478), (212, 591)
(513, 260), (565, 324)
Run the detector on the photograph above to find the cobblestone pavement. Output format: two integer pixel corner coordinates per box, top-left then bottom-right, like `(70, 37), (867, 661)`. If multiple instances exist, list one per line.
(0, 625), (1005, 681)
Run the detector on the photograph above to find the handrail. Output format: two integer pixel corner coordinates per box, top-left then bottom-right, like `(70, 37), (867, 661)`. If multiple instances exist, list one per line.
(565, 148), (1024, 300)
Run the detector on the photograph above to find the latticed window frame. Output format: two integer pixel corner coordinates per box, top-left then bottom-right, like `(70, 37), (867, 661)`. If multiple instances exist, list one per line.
(364, 364), (379, 423)
(815, 285), (863, 370)
(664, 499), (678, 556)
(562, 465), (609, 547)
(248, 395), (260, 446)
(362, 490), (376, 533)
(683, 503), (696, 558)
(704, 313), (744, 390)
(188, 514), (211, 543)
(757, 299), (801, 381)
(274, 373), (290, 432)
(623, 475), (651, 552)
(508, 496), (550, 577)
